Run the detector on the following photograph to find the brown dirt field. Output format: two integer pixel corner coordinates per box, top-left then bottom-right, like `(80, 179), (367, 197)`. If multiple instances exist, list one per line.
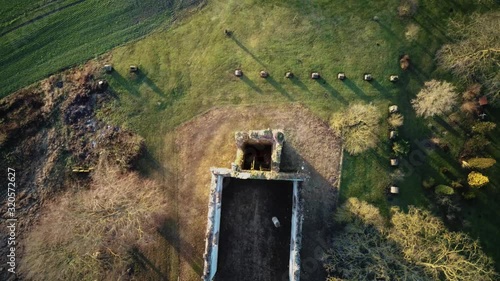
(159, 104), (343, 280)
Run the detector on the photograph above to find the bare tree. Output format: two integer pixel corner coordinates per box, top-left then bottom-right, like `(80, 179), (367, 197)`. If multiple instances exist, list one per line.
(20, 163), (169, 280)
(325, 198), (427, 281)
(411, 80), (458, 118)
(436, 12), (500, 105)
(397, 0), (419, 18)
(330, 103), (381, 155)
(390, 206), (497, 281)
(325, 198), (498, 281)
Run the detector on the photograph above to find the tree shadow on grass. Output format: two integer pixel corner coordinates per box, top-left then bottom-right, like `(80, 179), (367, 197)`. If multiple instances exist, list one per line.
(266, 76), (294, 100)
(230, 36), (267, 67)
(370, 80), (390, 98)
(290, 77), (312, 95)
(411, 18), (449, 46)
(240, 75), (262, 94)
(110, 70), (165, 97)
(376, 21), (399, 39)
(110, 71), (141, 97)
(135, 148), (171, 178)
(157, 217), (204, 276)
(343, 78), (369, 100)
(142, 74), (164, 97)
(409, 63), (431, 85)
(129, 247), (168, 281)
(315, 78), (348, 104)
(415, 6), (453, 43)
(434, 116), (460, 137)
(376, 19), (436, 58)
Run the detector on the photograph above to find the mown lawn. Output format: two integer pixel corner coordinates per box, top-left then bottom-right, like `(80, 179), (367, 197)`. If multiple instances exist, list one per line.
(0, 0), (203, 97)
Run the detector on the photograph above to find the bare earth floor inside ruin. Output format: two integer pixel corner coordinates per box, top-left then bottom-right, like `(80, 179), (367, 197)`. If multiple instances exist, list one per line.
(215, 178), (293, 281)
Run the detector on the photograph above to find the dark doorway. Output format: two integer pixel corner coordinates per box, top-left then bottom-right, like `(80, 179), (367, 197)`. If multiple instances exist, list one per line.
(242, 143), (272, 171)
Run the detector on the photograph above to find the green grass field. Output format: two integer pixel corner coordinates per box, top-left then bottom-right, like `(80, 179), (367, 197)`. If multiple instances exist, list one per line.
(3, 0), (500, 276)
(0, 0), (202, 97)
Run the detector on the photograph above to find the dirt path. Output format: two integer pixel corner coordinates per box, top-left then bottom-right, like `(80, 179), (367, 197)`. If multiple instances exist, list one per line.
(165, 104), (343, 280)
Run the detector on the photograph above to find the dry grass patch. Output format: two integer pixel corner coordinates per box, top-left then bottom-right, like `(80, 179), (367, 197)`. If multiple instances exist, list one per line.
(405, 23), (420, 41)
(20, 163), (168, 281)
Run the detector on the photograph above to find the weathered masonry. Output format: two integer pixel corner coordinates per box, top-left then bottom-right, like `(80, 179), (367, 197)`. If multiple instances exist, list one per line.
(202, 129), (305, 281)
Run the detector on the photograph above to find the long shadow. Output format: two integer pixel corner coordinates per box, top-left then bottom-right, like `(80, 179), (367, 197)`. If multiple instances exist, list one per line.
(415, 6), (453, 42)
(158, 217), (204, 276)
(412, 17), (447, 46)
(135, 148), (170, 178)
(442, 0), (466, 13)
(0, 0), (86, 37)
(290, 77), (312, 95)
(376, 21), (398, 39)
(408, 63), (430, 85)
(434, 116), (460, 136)
(142, 74), (164, 97)
(377, 17), (439, 59)
(240, 75), (262, 94)
(342, 78), (369, 100)
(266, 76), (294, 100)
(230, 36), (267, 67)
(110, 71), (141, 97)
(129, 247), (168, 281)
(371, 80), (390, 98)
(316, 78), (347, 104)
(280, 143), (338, 280)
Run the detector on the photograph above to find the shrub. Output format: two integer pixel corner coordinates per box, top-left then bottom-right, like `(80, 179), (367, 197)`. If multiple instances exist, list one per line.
(423, 177), (435, 189)
(393, 140), (410, 156)
(451, 180), (464, 189)
(435, 185), (455, 195)
(400, 54), (411, 70)
(397, 0), (419, 18)
(405, 23), (420, 41)
(462, 84), (482, 101)
(461, 101), (479, 116)
(448, 112), (462, 125)
(463, 190), (477, 200)
(471, 122), (496, 135)
(388, 113), (404, 128)
(462, 135), (490, 157)
(465, 158), (497, 170)
(411, 80), (458, 118)
(330, 103), (381, 155)
(468, 172), (489, 188)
